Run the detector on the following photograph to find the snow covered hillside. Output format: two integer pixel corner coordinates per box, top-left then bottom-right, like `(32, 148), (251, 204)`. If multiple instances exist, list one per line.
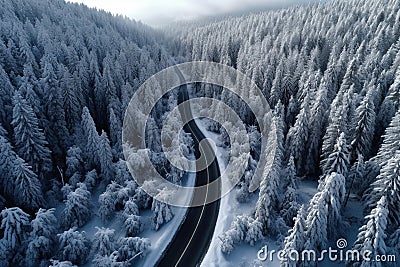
(0, 0), (399, 266)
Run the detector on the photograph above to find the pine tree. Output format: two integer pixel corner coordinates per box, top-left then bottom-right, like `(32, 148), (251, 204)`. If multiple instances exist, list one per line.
(0, 65), (14, 132)
(290, 91), (311, 174)
(219, 215), (248, 253)
(353, 196), (388, 267)
(98, 131), (114, 182)
(117, 237), (151, 261)
(373, 109), (400, 166)
(151, 199), (173, 231)
(81, 107), (99, 168)
(41, 59), (69, 157)
(84, 169), (98, 191)
(58, 228), (90, 265)
(0, 207), (30, 249)
(60, 67), (82, 132)
(109, 108), (121, 153)
(0, 135), (18, 197)
(377, 68), (400, 132)
(244, 218), (263, 246)
(321, 85), (355, 168)
(388, 228), (400, 261)
(49, 260), (77, 267)
(280, 184), (300, 226)
(124, 215), (142, 237)
(306, 77), (329, 175)
(351, 87), (376, 161)
(114, 159), (133, 185)
(65, 146), (84, 178)
(91, 227), (116, 256)
(62, 183), (91, 228)
(123, 198), (139, 217)
(281, 206), (307, 267)
(367, 151), (400, 226)
(13, 157), (44, 209)
(255, 167), (280, 233)
(98, 190), (115, 222)
(306, 172), (346, 251)
(0, 131), (44, 209)
(26, 208), (58, 266)
(322, 132), (350, 177)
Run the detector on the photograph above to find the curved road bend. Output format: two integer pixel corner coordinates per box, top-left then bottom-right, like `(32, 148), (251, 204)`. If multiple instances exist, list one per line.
(155, 69), (221, 267)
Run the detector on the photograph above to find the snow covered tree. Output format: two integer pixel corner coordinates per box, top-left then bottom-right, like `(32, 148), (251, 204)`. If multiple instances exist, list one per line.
(388, 228), (400, 261)
(81, 107), (100, 168)
(289, 92), (311, 174)
(13, 157), (44, 209)
(124, 215), (143, 237)
(219, 229), (236, 254)
(322, 132), (350, 177)
(117, 237), (150, 262)
(346, 154), (366, 199)
(373, 109), (400, 166)
(65, 146), (84, 178)
(377, 68), (400, 133)
(0, 136), (18, 196)
(280, 171), (301, 228)
(306, 77), (329, 175)
(0, 207), (30, 250)
(367, 151), (400, 226)
(58, 228), (90, 265)
(151, 198), (174, 231)
(98, 190), (116, 222)
(92, 252), (121, 267)
(98, 181), (135, 222)
(306, 172), (346, 251)
(351, 87), (376, 161)
(41, 59), (69, 157)
(91, 227), (116, 256)
(321, 85), (355, 169)
(98, 130), (114, 181)
(255, 166), (280, 233)
(245, 218), (263, 246)
(12, 90), (52, 177)
(49, 260), (77, 267)
(62, 183), (91, 228)
(219, 216), (247, 254)
(61, 68), (82, 132)
(1, 135), (43, 209)
(114, 159), (133, 185)
(353, 196), (388, 267)
(123, 198), (139, 217)
(109, 108), (122, 153)
(84, 169), (98, 191)
(281, 205), (307, 267)
(26, 208), (58, 266)
(133, 187), (151, 210)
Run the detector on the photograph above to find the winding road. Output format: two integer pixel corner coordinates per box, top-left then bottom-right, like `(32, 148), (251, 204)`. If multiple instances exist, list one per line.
(155, 69), (221, 267)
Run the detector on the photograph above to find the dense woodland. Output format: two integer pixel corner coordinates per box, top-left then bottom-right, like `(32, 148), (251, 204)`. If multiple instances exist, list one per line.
(0, 0), (399, 266)
(170, 0), (400, 265)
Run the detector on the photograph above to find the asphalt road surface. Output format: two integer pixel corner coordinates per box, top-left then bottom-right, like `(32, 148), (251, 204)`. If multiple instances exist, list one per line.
(155, 69), (221, 267)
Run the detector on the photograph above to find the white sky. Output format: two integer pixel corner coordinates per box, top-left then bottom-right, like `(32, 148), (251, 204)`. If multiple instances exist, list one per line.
(68, 0), (321, 26)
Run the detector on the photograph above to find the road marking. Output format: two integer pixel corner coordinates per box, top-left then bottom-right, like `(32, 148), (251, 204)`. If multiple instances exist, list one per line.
(175, 85), (211, 267)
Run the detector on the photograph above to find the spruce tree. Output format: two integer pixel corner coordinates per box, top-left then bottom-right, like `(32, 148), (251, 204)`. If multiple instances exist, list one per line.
(12, 90), (52, 177)
(373, 108), (400, 166)
(353, 196), (388, 267)
(351, 87), (376, 161)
